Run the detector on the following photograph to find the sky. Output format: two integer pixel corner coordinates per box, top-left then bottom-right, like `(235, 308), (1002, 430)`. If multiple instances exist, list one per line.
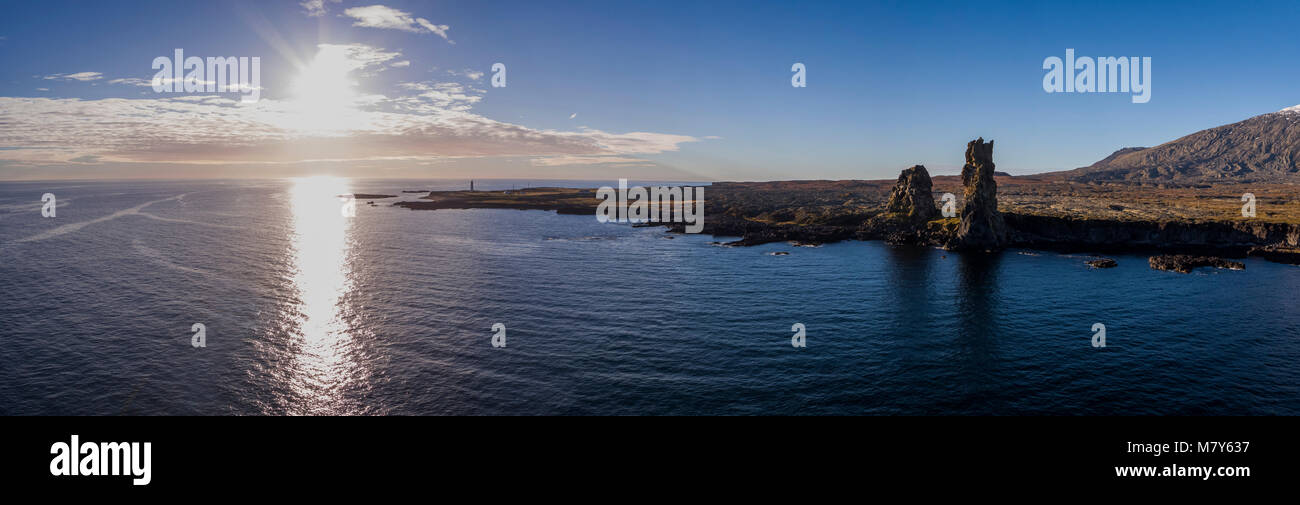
(2, 0), (1299, 181)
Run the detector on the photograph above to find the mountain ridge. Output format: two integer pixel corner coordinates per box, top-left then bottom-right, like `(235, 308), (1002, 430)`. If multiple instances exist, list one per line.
(1063, 105), (1300, 184)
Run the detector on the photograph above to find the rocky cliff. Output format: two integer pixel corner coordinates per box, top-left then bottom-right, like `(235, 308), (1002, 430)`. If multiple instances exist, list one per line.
(1004, 213), (1300, 253)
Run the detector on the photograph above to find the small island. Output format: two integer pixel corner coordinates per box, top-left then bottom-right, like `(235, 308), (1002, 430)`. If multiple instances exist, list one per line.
(395, 187), (606, 215)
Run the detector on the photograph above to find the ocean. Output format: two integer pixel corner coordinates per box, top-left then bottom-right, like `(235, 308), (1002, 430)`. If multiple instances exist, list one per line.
(2, 178), (1298, 415)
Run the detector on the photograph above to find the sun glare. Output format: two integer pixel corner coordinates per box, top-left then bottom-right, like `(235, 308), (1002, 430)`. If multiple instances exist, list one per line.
(281, 46), (369, 134)
(282, 175), (365, 414)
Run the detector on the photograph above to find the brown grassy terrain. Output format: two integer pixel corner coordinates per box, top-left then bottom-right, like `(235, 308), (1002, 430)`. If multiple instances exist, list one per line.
(397, 177), (1300, 226)
(707, 176), (1300, 226)
(977, 176), (1300, 225)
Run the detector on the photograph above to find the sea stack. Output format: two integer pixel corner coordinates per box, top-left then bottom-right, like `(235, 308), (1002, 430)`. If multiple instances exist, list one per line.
(950, 138), (1009, 251)
(885, 165), (939, 224)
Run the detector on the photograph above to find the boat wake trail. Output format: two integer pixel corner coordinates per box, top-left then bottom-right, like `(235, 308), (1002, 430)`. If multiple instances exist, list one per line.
(13, 194), (188, 243)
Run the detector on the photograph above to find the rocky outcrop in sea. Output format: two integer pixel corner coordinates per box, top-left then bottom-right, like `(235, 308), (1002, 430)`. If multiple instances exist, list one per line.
(949, 138), (1009, 251)
(885, 165), (939, 224)
(1148, 254), (1245, 273)
(1086, 258), (1117, 268)
(863, 164), (949, 245)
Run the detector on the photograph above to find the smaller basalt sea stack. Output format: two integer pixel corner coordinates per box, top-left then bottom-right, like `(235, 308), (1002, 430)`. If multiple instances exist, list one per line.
(869, 164), (946, 245)
(949, 138), (1009, 251)
(1086, 258), (1118, 268)
(885, 165), (939, 224)
(1149, 254), (1245, 273)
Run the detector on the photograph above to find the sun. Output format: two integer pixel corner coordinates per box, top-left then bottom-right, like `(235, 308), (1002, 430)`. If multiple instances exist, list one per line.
(278, 46), (370, 134)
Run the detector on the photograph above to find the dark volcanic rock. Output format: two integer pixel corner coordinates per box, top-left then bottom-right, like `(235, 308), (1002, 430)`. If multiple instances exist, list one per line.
(1247, 245), (1300, 265)
(667, 213), (857, 247)
(1005, 214), (1300, 253)
(949, 138), (1009, 251)
(884, 165), (938, 224)
(865, 164), (949, 246)
(1086, 258), (1118, 268)
(1148, 254), (1244, 273)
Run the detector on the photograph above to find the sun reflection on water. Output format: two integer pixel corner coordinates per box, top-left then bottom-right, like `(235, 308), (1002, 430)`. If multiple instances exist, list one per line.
(284, 176), (365, 414)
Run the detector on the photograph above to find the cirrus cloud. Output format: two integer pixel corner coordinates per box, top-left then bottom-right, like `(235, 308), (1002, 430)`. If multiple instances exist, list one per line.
(299, 0), (340, 17)
(343, 5), (452, 41)
(44, 72), (103, 82)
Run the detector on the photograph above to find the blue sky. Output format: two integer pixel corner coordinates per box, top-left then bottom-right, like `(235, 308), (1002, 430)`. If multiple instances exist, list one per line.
(2, 0), (1299, 180)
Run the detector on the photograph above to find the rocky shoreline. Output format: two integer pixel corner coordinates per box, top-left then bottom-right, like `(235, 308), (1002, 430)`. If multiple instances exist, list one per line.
(389, 139), (1300, 267)
(693, 139), (1300, 267)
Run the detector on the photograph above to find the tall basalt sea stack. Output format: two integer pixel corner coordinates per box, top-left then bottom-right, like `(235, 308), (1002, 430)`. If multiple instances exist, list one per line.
(950, 138), (1009, 251)
(885, 165), (939, 224)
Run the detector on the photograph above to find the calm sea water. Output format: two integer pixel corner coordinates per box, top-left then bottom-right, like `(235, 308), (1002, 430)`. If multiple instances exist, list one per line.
(1, 179), (1298, 415)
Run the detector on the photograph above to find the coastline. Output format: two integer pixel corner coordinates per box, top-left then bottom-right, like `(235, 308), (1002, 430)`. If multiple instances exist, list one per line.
(389, 179), (1300, 266)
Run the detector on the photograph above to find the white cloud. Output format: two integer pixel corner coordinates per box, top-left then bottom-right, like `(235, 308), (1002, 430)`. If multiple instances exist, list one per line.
(108, 77), (219, 89)
(414, 18), (451, 40)
(394, 81), (483, 112)
(0, 95), (698, 166)
(568, 128), (699, 155)
(299, 0), (340, 17)
(447, 68), (485, 81)
(307, 43), (402, 78)
(44, 72), (103, 82)
(324, 43), (401, 69)
(569, 113), (577, 119)
(389, 60), (410, 68)
(344, 5), (452, 41)
(108, 77), (150, 86)
(531, 156), (647, 166)
(2, 46), (703, 170)
(35, 87), (48, 92)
